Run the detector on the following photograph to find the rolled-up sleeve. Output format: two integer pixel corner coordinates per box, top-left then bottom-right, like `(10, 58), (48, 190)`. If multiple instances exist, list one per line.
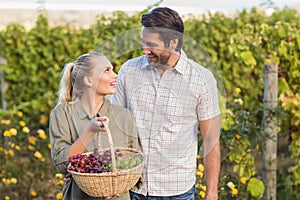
(197, 71), (220, 121)
(49, 106), (72, 174)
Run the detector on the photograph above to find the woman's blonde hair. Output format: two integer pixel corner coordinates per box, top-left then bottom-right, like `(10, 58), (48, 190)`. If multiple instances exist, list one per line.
(57, 52), (105, 103)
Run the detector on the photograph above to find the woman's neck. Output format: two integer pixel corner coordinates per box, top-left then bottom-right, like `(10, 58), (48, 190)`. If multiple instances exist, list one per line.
(80, 94), (104, 117)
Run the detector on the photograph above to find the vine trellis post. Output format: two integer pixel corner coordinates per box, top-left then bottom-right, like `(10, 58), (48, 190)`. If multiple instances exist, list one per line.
(262, 63), (278, 200)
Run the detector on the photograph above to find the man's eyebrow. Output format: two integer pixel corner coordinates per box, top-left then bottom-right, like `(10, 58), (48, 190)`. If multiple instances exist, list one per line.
(144, 41), (158, 46)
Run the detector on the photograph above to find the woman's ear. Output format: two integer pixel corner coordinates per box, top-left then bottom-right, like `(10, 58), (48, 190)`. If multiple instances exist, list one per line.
(84, 76), (93, 87)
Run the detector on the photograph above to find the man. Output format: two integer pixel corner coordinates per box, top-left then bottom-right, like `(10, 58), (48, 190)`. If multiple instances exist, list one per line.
(111, 7), (221, 200)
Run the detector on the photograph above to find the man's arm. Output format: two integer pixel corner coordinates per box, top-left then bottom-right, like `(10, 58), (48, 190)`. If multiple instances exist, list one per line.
(199, 115), (221, 200)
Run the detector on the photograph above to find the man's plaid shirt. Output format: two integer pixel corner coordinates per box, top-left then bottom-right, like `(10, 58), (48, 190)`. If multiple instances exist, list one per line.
(111, 52), (220, 196)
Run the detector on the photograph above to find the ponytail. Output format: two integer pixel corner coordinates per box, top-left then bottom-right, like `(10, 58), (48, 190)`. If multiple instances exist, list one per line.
(58, 63), (75, 103)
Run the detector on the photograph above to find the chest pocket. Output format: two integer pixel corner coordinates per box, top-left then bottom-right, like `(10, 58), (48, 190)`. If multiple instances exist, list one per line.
(157, 85), (193, 123)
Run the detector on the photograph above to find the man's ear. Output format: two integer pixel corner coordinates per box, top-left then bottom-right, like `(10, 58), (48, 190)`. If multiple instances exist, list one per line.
(170, 39), (179, 50)
(84, 76), (93, 87)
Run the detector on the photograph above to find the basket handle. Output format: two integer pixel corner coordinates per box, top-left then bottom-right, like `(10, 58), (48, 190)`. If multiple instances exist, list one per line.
(101, 121), (117, 172)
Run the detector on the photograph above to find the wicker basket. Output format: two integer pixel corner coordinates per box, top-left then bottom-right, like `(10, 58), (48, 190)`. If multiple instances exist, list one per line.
(67, 121), (143, 197)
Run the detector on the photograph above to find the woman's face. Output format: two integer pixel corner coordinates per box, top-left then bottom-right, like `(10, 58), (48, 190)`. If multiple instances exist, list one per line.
(90, 56), (117, 96)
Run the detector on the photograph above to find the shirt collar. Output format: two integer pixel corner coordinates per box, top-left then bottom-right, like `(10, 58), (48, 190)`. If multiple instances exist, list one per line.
(173, 49), (188, 74)
(74, 97), (110, 120)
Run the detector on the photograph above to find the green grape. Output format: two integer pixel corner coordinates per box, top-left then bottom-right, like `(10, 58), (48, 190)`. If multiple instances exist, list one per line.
(116, 156), (141, 170)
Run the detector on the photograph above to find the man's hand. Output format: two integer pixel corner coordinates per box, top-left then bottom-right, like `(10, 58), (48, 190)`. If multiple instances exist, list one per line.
(63, 172), (72, 184)
(106, 193), (121, 199)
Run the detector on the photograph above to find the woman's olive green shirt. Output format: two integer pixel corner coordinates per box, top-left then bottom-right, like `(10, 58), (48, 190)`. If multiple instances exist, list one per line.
(49, 98), (139, 200)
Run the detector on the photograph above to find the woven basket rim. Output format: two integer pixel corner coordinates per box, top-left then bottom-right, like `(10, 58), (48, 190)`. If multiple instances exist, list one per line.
(85, 147), (142, 154)
(67, 147), (143, 176)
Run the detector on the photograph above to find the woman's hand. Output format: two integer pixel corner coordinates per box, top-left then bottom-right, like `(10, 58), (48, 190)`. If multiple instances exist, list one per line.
(88, 116), (109, 133)
(69, 116), (110, 158)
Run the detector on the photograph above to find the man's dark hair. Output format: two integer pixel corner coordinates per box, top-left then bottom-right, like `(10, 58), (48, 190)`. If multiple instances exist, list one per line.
(141, 7), (184, 51)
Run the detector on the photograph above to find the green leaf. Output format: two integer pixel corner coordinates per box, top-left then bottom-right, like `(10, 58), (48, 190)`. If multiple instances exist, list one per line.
(296, 30), (300, 50)
(240, 51), (257, 66)
(278, 77), (290, 94)
(247, 177), (265, 197)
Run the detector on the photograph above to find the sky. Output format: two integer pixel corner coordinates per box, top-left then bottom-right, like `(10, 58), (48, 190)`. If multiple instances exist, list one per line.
(0, 0), (299, 15)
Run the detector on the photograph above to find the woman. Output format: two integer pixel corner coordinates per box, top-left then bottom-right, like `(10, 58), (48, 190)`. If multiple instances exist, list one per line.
(49, 52), (139, 200)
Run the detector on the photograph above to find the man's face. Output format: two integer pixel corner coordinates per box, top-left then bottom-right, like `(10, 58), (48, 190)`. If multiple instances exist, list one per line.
(140, 27), (173, 66)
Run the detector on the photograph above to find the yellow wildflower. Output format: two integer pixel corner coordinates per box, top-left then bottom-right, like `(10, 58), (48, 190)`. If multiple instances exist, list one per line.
(19, 120), (26, 127)
(37, 129), (44, 134)
(2, 178), (7, 184)
(38, 132), (47, 140)
(4, 196), (10, 200)
(28, 145), (35, 151)
(199, 191), (206, 199)
(234, 98), (243, 106)
(39, 114), (48, 125)
(17, 111), (23, 117)
(28, 136), (37, 145)
(3, 130), (12, 137)
(198, 164), (205, 172)
(8, 149), (14, 156)
(10, 178), (17, 184)
(235, 134), (241, 139)
(9, 128), (17, 136)
(55, 173), (63, 179)
(56, 192), (63, 200)
(48, 143), (51, 149)
(22, 127), (30, 134)
(1, 119), (11, 125)
(15, 145), (21, 151)
(196, 154), (200, 159)
(200, 185), (206, 192)
(231, 188), (238, 195)
(240, 177), (247, 184)
(31, 190), (37, 197)
(196, 171), (204, 178)
(34, 151), (43, 159)
(227, 181), (235, 190)
(55, 180), (64, 186)
(2, 178), (11, 185)
(195, 183), (200, 188)
(235, 88), (241, 93)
